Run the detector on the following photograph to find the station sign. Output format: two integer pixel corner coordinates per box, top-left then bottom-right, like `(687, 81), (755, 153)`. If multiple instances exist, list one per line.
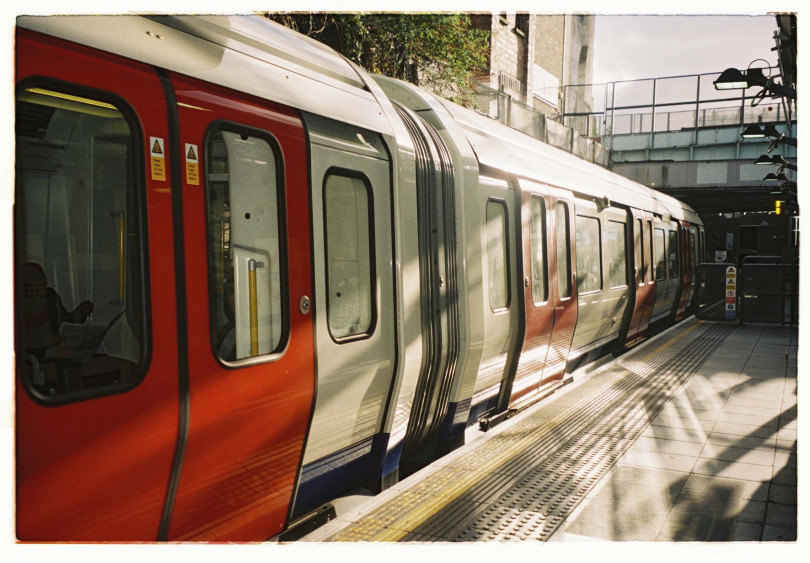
(725, 266), (737, 320)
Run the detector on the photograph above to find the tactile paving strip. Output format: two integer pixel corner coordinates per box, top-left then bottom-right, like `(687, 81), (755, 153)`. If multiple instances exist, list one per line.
(327, 321), (734, 542)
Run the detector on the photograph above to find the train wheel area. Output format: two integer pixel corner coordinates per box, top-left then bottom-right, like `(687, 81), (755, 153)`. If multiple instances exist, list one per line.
(294, 318), (797, 542)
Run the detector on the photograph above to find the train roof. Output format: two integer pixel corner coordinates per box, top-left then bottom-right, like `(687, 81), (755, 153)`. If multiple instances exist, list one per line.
(17, 14), (700, 225)
(17, 14), (394, 136)
(435, 97), (701, 224)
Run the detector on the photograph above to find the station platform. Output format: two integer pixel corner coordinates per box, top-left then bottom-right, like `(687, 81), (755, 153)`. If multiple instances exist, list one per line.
(298, 318), (798, 543)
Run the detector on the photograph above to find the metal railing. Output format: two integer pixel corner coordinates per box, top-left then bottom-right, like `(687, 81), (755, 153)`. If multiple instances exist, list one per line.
(695, 259), (798, 326)
(562, 68), (796, 139)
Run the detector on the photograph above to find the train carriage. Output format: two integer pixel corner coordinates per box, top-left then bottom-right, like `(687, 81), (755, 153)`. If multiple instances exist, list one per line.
(13, 15), (704, 542)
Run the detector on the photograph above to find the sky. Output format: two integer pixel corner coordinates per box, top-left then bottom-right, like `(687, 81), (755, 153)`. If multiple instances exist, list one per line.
(591, 14), (781, 84)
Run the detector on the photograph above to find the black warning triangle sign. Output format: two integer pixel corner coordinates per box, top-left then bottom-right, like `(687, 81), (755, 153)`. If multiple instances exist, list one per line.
(187, 145), (197, 161)
(152, 139), (164, 155)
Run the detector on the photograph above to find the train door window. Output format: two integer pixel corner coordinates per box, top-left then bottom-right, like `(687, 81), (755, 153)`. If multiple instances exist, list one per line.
(206, 126), (287, 362)
(529, 195), (548, 304)
(486, 199), (510, 310)
(608, 220), (628, 288)
(15, 84), (147, 403)
(324, 171), (375, 339)
(575, 215), (601, 294)
(635, 218), (645, 284)
(690, 227), (699, 270)
(668, 230), (679, 279)
(555, 202), (571, 298)
(646, 220), (654, 282)
(654, 227), (666, 281)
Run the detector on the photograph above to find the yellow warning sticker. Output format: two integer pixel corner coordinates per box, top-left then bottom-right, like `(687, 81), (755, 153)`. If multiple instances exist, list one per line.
(150, 136), (166, 181)
(185, 143), (199, 186)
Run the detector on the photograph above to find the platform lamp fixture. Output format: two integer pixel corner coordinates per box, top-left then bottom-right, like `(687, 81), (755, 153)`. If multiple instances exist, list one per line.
(742, 124), (797, 152)
(713, 62), (796, 104)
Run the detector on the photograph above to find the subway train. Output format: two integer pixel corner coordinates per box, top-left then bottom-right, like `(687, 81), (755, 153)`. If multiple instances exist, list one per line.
(13, 15), (705, 541)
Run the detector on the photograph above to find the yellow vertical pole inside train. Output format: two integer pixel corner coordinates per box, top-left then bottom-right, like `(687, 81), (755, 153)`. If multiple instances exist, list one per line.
(248, 258), (259, 356)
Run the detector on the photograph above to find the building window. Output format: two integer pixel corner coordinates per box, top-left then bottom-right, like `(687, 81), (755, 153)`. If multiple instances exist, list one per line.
(15, 84), (147, 403)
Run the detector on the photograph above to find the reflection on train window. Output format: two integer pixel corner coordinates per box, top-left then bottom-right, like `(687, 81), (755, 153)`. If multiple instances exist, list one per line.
(206, 127), (286, 362)
(635, 219), (644, 284)
(529, 196), (548, 305)
(608, 220), (628, 288)
(654, 227), (666, 281)
(647, 220), (654, 282)
(15, 85), (147, 403)
(324, 172), (374, 339)
(668, 230), (680, 279)
(486, 199), (510, 311)
(576, 215), (602, 294)
(555, 202), (571, 298)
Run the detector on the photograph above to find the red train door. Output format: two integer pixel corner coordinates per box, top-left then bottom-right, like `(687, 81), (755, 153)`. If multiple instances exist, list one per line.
(543, 188), (578, 379)
(15, 30), (180, 540)
(674, 221), (694, 320)
(163, 72), (314, 541)
(625, 208), (656, 346)
(509, 182), (555, 405)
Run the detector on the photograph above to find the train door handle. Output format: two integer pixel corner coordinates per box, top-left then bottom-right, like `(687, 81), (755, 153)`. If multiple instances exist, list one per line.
(299, 295), (311, 315)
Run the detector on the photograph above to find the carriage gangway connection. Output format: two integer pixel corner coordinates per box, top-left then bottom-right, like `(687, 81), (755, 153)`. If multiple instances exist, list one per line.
(295, 318), (798, 542)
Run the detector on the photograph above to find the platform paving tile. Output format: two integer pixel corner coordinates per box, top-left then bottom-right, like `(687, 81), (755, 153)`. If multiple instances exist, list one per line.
(725, 396), (784, 409)
(716, 411), (779, 428)
(773, 452), (796, 469)
(732, 522), (764, 541)
(641, 424), (708, 444)
(765, 503), (797, 529)
(735, 500), (767, 524)
(706, 432), (776, 451)
(692, 458), (774, 482)
(657, 409), (721, 424)
(770, 466), (797, 486)
(762, 525), (797, 541)
(699, 443), (775, 466)
(720, 403), (782, 418)
(618, 450), (698, 473)
(711, 421), (778, 440)
(768, 484), (797, 505)
(650, 414), (716, 432)
(633, 436), (706, 457)
(657, 507), (737, 541)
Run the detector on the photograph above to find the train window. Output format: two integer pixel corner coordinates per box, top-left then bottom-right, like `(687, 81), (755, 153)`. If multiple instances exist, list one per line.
(15, 84), (147, 403)
(575, 215), (602, 294)
(324, 172), (375, 339)
(608, 220), (628, 288)
(555, 202), (571, 298)
(647, 220), (654, 284)
(654, 228), (666, 281)
(635, 218), (645, 284)
(207, 126), (287, 362)
(486, 199), (510, 310)
(529, 196), (548, 304)
(668, 230), (680, 279)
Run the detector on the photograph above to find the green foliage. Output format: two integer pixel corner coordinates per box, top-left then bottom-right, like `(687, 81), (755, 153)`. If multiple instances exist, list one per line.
(266, 13), (490, 106)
